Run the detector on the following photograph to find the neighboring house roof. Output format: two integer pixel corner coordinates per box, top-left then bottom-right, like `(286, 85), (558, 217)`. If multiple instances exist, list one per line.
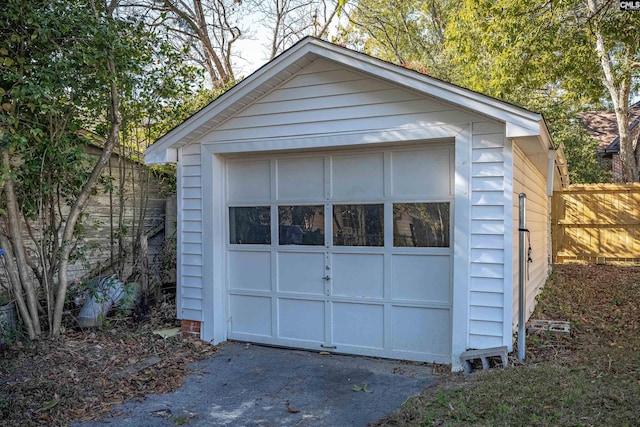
(579, 101), (640, 155)
(144, 36), (568, 186)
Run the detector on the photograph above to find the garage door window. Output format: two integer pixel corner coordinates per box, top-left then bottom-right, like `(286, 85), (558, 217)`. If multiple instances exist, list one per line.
(333, 204), (384, 246)
(278, 205), (325, 245)
(229, 206), (271, 244)
(393, 202), (450, 247)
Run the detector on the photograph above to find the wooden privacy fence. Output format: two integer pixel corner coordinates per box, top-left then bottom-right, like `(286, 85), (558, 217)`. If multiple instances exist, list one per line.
(553, 183), (640, 263)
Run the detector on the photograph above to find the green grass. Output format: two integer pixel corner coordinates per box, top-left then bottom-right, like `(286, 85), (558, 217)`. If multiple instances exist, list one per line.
(396, 364), (639, 426)
(375, 264), (640, 427)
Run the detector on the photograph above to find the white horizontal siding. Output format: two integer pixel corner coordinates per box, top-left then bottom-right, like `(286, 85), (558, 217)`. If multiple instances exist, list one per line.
(182, 210), (202, 221)
(471, 234), (504, 249)
(181, 253), (203, 265)
(471, 205), (504, 219)
(470, 263), (503, 278)
(469, 306), (503, 322)
(468, 334), (503, 349)
(472, 176), (505, 192)
(242, 88), (421, 116)
(205, 59), (483, 145)
(179, 142), (204, 321)
(471, 220), (504, 234)
(182, 232), (203, 244)
(471, 277), (504, 293)
(512, 144), (550, 329)
(468, 129), (507, 349)
(210, 111), (478, 143)
(470, 249), (505, 264)
(181, 286), (203, 299)
(182, 243), (202, 254)
(221, 99), (444, 130)
(182, 165), (201, 177)
(471, 162), (505, 177)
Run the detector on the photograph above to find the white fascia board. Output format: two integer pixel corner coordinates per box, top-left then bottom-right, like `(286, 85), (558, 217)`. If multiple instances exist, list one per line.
(554, 142), (570, 189)
(547, 150), (558, 196)
(144, 147), (178, 165)
(506, 119), (553, 162)
(505, 121), (542, 139)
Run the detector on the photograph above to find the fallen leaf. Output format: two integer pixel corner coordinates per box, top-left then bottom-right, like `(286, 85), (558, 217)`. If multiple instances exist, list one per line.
(151, 409), (172, 418)
(153, 328), (181, 339)
(37, 397), (60, 412)
(353, 383), (373, 393)
(285, 400), (300, 413)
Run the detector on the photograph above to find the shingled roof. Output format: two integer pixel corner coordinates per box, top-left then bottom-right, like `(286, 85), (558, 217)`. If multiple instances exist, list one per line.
(579, 101), (640, 155)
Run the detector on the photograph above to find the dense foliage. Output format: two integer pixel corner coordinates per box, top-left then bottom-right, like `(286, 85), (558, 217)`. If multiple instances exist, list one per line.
(0, 0), (204, 337)
(338, 0), (639, 183)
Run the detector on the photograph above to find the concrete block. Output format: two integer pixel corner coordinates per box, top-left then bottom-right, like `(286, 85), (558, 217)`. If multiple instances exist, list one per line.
(527, 319), (570, 335)
(460, 346), (508, 374)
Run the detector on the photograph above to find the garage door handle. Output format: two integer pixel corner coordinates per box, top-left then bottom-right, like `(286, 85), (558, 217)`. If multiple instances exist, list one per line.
(322, 276), (331, 281)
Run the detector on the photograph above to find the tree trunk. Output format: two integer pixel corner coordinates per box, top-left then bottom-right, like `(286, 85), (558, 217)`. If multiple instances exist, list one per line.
(614, 101), (637, 181)
(0, 234), (37, 339)
(1, 149), (42, 338)
(155, 0), (235, 88)
(587, 0), (638, 181)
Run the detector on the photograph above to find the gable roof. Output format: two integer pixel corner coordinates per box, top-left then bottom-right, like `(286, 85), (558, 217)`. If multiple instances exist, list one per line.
(580, 101), (640, 155)
(144, 37), (563, 183)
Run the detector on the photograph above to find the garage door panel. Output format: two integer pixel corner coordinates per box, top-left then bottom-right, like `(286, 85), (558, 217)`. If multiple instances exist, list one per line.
(228, 160), (271, 202)
(332, 253), (384, 299)
(391, 255), (451, 303)
(277, 252), (325, 295)
(229, 295), (272, 337)
(278, 298), (325, 342)
(332, 153), (384, 199)
(391, 149), (451, 197)
(332, 302), (384, 349)
(391, 306), (450, 355)
(228, 251), (271, 291)
(277, 157), (325, 200)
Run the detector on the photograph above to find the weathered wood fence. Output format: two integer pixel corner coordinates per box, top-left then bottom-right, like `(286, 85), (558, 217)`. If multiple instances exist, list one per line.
(553, 183), (640, 263)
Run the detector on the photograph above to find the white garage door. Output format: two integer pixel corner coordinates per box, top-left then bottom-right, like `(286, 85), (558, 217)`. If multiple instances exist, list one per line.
(225, 144), (453, 363)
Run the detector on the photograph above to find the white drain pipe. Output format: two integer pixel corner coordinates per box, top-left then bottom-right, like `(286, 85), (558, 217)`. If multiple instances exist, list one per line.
(518, 193), (527, 361)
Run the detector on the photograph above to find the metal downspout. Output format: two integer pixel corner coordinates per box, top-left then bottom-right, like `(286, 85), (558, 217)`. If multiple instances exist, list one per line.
(518, 193), (527, 361)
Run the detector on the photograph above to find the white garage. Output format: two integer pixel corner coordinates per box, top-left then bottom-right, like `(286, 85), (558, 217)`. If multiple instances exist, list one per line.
(144, 37), (568, 369)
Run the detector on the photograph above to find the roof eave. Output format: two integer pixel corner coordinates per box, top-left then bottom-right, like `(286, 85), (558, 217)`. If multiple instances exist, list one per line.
(144, 37), (553, 165)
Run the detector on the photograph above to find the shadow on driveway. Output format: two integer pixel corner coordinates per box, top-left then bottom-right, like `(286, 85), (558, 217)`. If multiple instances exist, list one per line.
(73, 341), (437, 426)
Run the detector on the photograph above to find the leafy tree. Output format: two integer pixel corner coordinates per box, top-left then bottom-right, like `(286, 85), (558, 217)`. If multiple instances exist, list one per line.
(445, 0), (602, 106)
(546, 106), (611, 184)
(1, 0), (112, 338)
(0, 0), (198, 338)
(336, 0), (454, 77)
(585, 0), (640, 181)
(339, 0), (636, 183)
(445, 0), (639, 182)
